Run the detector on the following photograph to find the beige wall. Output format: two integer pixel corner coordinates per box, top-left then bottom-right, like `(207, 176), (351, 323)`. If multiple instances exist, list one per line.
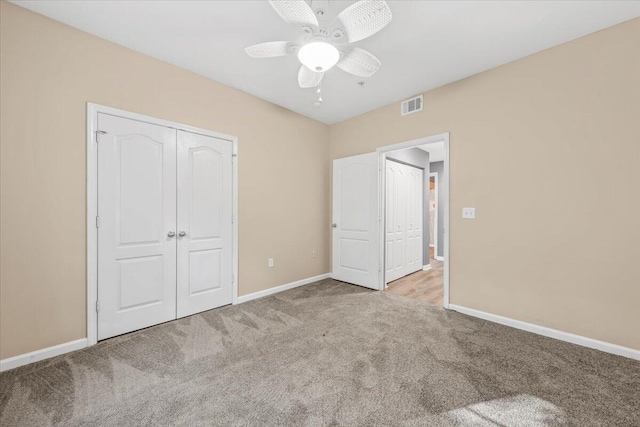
(2, 2), (638, 361)
(331, 18), (640, 350)
(0, 2), (330, 359)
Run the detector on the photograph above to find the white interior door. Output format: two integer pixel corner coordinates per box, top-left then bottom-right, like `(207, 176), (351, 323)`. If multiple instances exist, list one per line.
(332, 153), (379, 290)
(385, 160), (406, 282)
(176, 130), (233, 318)
(385, 160), (423, 284)
(97, 114), (177, 340)
(406, 165), (423, 274)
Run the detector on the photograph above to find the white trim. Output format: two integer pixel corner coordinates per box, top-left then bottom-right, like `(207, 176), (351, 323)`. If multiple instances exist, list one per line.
(86, 103), (239, 346)
(87, 105), (98, 347)
(0, 339), (88, 372)
(449, 304), (640, 361)
(236, 273), (331, 304)
(422, 265), (432, 271)
(429, 244), (434, 247)
(232, 139), (239, 305)
(429, 171), (439, 261)
(377, 132), (450, 308)
(434, 256), (444, 261)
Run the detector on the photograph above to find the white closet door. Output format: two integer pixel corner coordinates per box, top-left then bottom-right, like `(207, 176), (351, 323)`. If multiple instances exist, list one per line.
(385, 160), (406, 283)
(405, 166), (423, 274)
(176, 130), (233, 318)
(97, 114), (177, 340)
(385, 160), (423, 284)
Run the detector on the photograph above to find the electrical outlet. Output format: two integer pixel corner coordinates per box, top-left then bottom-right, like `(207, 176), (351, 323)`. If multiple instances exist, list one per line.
(462, 207), (476, 219)
(268, 258), (274, 268)
(312, 250), (317, 258)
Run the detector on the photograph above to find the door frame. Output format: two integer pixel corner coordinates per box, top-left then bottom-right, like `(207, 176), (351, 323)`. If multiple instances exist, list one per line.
(86, 103), (239, 346)
(429, 172), (438, 263)
(377, 132), (450, 308)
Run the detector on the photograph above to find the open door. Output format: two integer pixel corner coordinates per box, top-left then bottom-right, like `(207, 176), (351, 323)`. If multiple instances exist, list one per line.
(332, 153), (380, 290)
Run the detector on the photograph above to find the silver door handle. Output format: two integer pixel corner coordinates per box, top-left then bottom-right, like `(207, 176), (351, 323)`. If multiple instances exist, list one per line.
(167, 231), (176, 238)
(178, 231), (186, 237)
(332, 223), (337, 228)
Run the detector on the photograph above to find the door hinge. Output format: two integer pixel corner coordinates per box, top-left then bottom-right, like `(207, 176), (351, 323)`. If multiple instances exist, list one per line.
(95, 130), (106, 143)
(231, 215), (234, 224)
(96, 300), (100, 313)
(95, 216), (100, 228)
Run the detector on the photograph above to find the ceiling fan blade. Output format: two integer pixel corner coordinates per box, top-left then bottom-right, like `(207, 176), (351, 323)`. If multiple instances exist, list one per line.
(245, 41), (293, 58)
(269, 0), (318, 27)
(298, 65), (324, 88)
(337, 48), (381, 77)
(336, 0), (392, 43)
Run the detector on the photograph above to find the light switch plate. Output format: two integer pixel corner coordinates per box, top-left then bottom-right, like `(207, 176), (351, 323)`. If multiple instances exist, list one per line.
(268, 258), (275, 268)
(462, 207), (476, 219)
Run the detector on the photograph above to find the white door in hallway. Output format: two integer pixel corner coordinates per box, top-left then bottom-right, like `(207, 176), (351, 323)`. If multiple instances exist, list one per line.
(385, 160), (423, 284)
(97, 114), (177, 340)
(176, 130), (233, 318)
(385, 160), (406, 282)
(332, 153), (380, 290)
(405, 165), (423, 274)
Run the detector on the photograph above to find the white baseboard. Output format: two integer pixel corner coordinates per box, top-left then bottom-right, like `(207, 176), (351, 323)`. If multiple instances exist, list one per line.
(448, 304), (640, 361)
(429, 244), (434, 248)
(434, 256), (444, 261)
(236, 273), (331, 304)
(0, 338), (88, 372)
(422, 264), (432, 271)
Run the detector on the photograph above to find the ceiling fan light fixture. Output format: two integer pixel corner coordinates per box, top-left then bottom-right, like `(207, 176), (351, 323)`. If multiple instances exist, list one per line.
(298, 42), (340, 72)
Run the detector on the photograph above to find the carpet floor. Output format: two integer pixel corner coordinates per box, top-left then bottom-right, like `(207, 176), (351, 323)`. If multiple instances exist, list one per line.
(1, 279), (638, 426)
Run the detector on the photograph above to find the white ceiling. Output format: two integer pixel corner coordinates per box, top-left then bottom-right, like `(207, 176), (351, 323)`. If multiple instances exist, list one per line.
(12, 1), (640, 124)
(418, 142), (445, 163)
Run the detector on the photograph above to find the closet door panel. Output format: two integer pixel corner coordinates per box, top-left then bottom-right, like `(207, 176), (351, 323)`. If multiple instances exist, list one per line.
(97, 114), (177, 340)
(385, 160), (407, 283)
(177, 131), (233, 318)
(385, 160), (424, 284)
(406, 166), (423, 274)
(385, 163), (396, 282)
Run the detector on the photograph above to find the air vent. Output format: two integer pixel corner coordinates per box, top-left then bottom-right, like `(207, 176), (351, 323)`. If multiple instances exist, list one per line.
(401, 95), (423, 116)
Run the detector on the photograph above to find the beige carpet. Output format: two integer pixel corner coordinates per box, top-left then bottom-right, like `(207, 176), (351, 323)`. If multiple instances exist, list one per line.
(1, 279), (638, 426)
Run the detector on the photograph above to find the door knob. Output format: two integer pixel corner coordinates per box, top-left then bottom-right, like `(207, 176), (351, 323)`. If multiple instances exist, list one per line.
(178, 231), (186, 237)
(167, 231), (176, 238)
(332, 223), (337, 228)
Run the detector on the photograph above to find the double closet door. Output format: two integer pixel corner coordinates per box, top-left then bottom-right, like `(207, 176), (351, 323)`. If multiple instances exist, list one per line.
(385, 160), (423, 283)
(97, 113), (233, 340)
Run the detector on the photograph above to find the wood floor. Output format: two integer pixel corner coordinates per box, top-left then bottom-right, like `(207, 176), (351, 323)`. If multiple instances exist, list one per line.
(385, 247), (443, 305)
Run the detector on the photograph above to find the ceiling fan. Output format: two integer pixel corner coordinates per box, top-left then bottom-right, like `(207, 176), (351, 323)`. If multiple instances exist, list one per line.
(245, 0), (392, 97)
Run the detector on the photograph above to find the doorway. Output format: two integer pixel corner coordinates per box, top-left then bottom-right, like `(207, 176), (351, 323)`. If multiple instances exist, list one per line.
(329, 132), (449, 307)
(378, 133), (449, 308)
